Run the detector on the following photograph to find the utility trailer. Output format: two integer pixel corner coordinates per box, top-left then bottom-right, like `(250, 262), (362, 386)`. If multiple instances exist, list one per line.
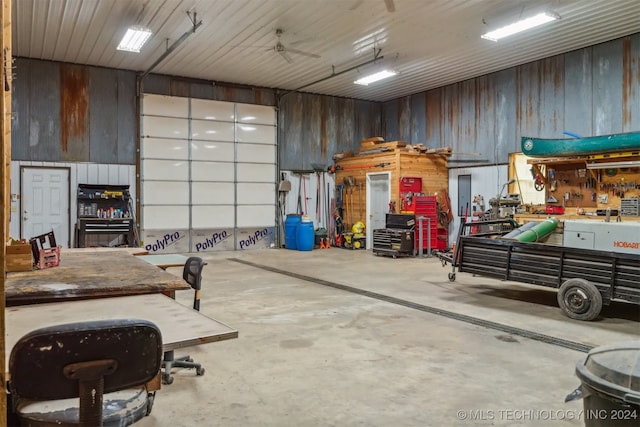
(438, 219), (640, 321)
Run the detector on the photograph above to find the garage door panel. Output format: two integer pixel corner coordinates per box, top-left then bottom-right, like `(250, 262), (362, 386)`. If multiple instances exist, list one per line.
(237, 104), (276, 125)
(142, 138), (189, 159)
(143, 181), (190, 205)
(192, 182), (234, 204)
(191, 161), (234, 181)
(237, 163), (275, 182)
(192, 205), (235, 228)
(237, 144), (275, 163)
(237, 183), (274, 204)
(236, 124), (275, 144)
(142, 94), (188, 117)
(142, 116), (188, 139)
(143, 205), (189, 229)
(191, 120), (235, 142)
(191, 99), (234, 121)
(191, 140), (234, 161)
(237, 205), (276, 227)
(142, 159), (189, 181)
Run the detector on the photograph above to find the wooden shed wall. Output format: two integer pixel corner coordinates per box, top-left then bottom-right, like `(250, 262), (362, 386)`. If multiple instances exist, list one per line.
(334, 150), (448, 229)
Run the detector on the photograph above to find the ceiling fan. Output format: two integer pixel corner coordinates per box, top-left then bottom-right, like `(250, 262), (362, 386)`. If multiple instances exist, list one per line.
(268, 28), (320, 64)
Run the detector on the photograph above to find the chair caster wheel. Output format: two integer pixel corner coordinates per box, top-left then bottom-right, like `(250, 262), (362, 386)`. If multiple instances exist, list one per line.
(448, 272), (456, 282)
(196, 367), (205, 376)
(162, 375), (174, 385)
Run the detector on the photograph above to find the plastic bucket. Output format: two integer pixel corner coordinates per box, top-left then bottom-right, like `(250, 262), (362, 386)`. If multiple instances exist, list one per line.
(285, 214), (301, 250)
(570, 340), (640, 427)
(296, 217), (314, 251)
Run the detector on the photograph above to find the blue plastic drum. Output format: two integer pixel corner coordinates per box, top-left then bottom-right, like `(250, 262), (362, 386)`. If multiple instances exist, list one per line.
(285, 214), (301, 250)
(296, 217), (314, 251)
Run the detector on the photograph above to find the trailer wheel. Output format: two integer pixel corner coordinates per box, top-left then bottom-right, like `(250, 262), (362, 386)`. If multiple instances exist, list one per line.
(448, 272), (456, 282)
(557, 279), (602, 321)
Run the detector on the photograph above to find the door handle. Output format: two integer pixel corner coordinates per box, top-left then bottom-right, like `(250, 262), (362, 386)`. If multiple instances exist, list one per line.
(23, 209), (28, 221)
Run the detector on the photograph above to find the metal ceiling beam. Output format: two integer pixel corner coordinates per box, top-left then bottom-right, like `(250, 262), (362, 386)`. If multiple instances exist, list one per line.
(279, 49), (384, 100)
(140, 11), (202, 81)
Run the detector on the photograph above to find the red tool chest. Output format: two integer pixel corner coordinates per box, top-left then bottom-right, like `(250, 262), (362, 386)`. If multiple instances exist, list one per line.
(413, 196), (447, 251)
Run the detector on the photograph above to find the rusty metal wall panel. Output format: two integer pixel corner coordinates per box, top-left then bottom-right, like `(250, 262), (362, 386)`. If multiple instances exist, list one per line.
(279, 92), (304, 170)
(410, 93), (426, 144)
(12, 59), (62, 161)
(538, 56), (564, 138)
(459, 79), (476, 152)
(89, 66), (118, 163)
(474, 75), (495, 163)
(564, 48), (593, 137)
(383, 99), (400, 140)
(279, 92), (380, 170)
(493, 68), (517, 164)
(189, 82), (215, 100)
(304, 94), (322, 170)
(623, 34), (640, 132)
(354, 99), (381, 144)
(441, 84), (462, 154)
(117, 69), (137, 164)
(60, 63), (89, 162)
(13, 59), (137, 164)
(516, 61), (541, 140)
(425, 88), (442, 148)
(397, 96), (411, 141)
(142, 73), (277, 106)
(141, 74), (171, 95)
(169, 79), (191, 98)
(593, 39), (624, 135)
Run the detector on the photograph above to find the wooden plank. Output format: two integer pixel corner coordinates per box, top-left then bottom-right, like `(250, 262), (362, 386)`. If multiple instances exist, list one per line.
(358, 140), (407, 153)
(1, 0), (11, 420)
(5, 251), (189, 306)
(5, 293), (239, 375)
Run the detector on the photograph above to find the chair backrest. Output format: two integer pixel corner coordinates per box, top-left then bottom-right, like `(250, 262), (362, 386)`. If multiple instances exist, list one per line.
(183, 256), (205, 311)
(9, 319), (162, 425)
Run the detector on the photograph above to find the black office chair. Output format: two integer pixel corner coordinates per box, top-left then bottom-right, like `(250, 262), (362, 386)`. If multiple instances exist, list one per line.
(161, 256), (206, 385)
(9, 319), (163, 427)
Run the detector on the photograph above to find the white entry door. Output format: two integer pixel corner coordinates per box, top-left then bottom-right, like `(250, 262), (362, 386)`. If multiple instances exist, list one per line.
(21, 167), (70, 247)
(366, 172), (390, 250)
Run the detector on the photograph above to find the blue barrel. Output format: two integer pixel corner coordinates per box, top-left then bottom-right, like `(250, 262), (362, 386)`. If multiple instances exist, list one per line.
(296, 217), (315, 251)
(285, 214), (301, 250)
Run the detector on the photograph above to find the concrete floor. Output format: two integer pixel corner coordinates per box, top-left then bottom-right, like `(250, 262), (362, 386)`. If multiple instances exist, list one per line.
(138, 248), (639, 427)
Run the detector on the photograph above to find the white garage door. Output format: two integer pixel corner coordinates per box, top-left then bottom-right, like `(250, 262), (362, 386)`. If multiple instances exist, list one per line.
(140, 94), (276, 253)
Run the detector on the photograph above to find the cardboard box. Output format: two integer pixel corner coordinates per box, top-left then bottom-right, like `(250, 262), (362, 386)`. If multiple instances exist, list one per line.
(6, 243), (33, 272)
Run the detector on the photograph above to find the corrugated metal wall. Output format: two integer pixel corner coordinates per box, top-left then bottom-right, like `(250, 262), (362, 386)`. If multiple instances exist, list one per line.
(277, 92), (381, 170)
(382, 34), (640, 166)
(12, 58), (137, 164)
(12, 33), (639, 169)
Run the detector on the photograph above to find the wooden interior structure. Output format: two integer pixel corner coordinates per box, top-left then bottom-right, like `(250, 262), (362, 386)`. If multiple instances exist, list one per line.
(333, 141), (449, 231)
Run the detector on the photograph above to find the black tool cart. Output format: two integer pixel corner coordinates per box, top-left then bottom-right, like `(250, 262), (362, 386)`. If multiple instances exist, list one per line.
(75, 184), (135, 248)
(373, 213), (415, 258)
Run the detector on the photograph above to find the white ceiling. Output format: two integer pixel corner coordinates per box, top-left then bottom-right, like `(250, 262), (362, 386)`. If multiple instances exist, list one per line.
(13, 0), (640, 102)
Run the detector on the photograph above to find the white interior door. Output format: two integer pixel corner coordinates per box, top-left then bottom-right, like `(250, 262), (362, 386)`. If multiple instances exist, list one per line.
(366, 172), (390, 250)
(21, 167), (70, 247)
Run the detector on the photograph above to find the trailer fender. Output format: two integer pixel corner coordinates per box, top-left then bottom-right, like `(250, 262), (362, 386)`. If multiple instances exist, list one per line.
(557, 279), (603, 321)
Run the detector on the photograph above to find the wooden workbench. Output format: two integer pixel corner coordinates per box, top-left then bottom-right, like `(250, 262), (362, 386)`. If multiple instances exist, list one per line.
(5, 250), (189, 306)
(5, 293), (239, 376)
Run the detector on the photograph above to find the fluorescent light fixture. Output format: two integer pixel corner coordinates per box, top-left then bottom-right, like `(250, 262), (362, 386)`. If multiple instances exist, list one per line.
(481, 12), (558, 42)
(117, 26), (153, 52)
(586, 160), (640, 170)
(354, 69), (397, 86)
